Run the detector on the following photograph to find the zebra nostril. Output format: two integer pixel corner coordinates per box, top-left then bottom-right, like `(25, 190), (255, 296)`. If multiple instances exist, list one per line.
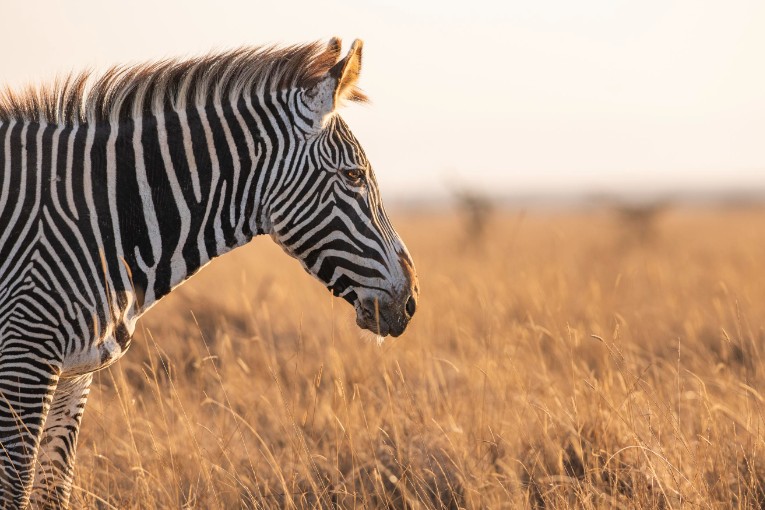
(405, 295), (416, 318)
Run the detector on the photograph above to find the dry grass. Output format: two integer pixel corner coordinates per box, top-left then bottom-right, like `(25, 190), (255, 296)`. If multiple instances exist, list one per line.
(71, 207), (765, 509)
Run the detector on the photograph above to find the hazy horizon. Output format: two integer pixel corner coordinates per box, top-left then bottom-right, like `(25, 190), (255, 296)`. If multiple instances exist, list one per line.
(2, 1), (763, 199)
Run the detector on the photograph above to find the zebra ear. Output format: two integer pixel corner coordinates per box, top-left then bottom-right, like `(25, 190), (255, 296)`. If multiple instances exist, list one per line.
(304, 39), (366, 127)
(328, 39), (365, 104)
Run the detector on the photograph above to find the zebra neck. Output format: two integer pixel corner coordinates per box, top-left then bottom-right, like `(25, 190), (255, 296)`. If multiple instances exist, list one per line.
(104, 100), (273, 314)
(0, 95), (284, 319)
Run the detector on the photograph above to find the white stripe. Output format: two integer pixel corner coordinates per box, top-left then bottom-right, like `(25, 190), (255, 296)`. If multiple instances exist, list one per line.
(214, 99), (244, 243)
(316, 262), (389, 288)
(213, 181), (227, 253)
(106, 119), (133, 299)
(65, 124), (80, 219)
(132, 115), (162, 305)
(176, 110), (202, 202)
(155, 111), (191, 286)
(195, 104), (221, 264)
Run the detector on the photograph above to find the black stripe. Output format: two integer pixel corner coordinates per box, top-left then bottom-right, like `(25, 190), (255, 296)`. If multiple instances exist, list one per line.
(163, 108), (202, 271)
(203, 104), (236, 247)
(140, 114), (177, 299)
(115, 118), (150, 295)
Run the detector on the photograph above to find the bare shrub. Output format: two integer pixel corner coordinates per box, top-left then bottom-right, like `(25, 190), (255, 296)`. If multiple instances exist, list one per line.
(452, 187), (495, 247)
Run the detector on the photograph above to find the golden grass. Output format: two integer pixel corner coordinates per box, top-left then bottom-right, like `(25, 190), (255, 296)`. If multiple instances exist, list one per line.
(72, 207), (765, 509)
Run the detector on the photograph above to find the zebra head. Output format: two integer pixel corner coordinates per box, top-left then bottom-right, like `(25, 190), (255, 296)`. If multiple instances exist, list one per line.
(265, 39), (418, 338)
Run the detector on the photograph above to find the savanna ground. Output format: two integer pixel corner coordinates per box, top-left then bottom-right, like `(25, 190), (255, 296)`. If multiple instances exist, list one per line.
(72, 205), (765, 509)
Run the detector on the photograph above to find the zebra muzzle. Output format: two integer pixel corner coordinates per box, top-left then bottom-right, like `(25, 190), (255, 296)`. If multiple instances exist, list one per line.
(355, 291), (415, 338)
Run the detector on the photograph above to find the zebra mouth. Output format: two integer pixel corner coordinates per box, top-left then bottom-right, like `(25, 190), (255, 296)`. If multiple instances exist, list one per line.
(355, 302), (391, 337)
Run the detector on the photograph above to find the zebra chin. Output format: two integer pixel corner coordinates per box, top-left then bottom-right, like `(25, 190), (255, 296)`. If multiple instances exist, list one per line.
(353, 290), (413, 338)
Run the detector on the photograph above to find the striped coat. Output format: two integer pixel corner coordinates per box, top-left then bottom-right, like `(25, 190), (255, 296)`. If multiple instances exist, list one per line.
(0, 38), (418, 508)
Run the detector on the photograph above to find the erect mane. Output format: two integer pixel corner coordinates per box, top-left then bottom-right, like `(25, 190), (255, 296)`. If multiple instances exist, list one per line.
(0, 40), (366, 125)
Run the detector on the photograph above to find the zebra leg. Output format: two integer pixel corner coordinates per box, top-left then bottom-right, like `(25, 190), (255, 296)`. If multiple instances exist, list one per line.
(0, 357), (60, 509)
(29, 373), (92, 510)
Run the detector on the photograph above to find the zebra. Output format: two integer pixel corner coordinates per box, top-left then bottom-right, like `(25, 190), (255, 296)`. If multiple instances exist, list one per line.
(0, 38), (419, 508)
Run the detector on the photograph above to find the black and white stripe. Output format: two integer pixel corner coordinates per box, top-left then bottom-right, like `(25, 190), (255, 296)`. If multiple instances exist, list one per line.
(0, 38), (418, 508)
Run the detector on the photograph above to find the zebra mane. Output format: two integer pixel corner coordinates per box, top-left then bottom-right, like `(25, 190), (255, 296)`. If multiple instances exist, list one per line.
(0, 39), (367, 125)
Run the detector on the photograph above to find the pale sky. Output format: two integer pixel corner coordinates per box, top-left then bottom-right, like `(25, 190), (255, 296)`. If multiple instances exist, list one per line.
(2, 1), (763, 199)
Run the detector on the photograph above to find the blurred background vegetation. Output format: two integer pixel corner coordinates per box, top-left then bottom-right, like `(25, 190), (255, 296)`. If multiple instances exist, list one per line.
(72, 195), (765, 508)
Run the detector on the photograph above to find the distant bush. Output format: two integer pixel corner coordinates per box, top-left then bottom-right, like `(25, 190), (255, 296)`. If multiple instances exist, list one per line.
(452, 187), (495, 246)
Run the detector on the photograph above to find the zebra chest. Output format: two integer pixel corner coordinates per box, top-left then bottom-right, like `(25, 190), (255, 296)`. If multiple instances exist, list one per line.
(61, 307), (138, 377)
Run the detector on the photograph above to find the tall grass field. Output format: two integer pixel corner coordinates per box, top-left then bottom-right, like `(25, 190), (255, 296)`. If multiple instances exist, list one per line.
(72, 207), (765, 508)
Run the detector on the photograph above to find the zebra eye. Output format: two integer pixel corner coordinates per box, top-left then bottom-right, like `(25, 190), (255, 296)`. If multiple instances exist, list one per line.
(341, 168), (364, 184)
